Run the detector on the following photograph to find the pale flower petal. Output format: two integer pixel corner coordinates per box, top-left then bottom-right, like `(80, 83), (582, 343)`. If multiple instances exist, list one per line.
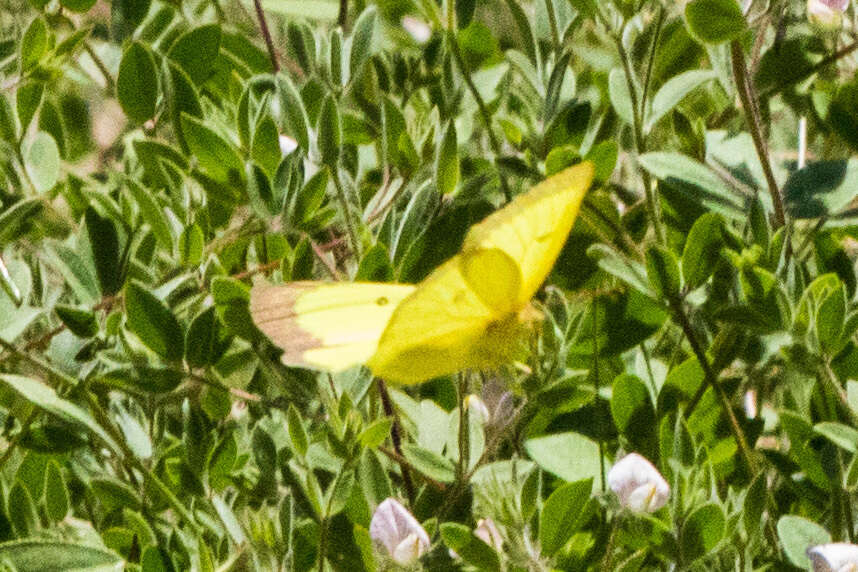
(465, 394), (491, 424)
(279, 134), (298, 156)
(370, 498), (430, 564)
(401, 16), (432, 44)
(808, 543), (858, 572)
(808, 0), (850, 28)
(474, 518), (503, 551)
(607, 453), (670, 513)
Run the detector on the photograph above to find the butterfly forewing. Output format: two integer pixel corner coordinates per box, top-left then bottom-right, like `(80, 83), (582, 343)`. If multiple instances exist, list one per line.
(250, 282), (416, 372)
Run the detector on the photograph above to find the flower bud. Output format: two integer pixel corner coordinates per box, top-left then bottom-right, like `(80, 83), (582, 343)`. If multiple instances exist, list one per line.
(401, 16), (432, 44)
(370, 498), (430, 565)
(808, 0), (850, 30)
(464, 394), (490, 424)
(607, 453), (670, 513)
(807, 543), (858, 572)
(474, 518), (503, 551)
(279, 134), (298, 156)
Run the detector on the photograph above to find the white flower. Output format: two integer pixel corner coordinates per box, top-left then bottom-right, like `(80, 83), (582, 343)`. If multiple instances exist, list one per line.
(370, 498), (430, 565)
(607, 453), (670, 513)
(401, 16), (432, 44)
(808, 543), (858, 572)
(464, 394), (491, 424)
(808, 0), (850, 29)
(279, 134), (298, 156)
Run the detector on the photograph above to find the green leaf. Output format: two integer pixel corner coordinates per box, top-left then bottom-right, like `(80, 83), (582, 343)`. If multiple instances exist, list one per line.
(20, 17), (49, 72)
(317, 94), (341, 168)
(116, 42), (158, 124)
(0, 93), (17, 142)
(180, 113), (243, 184)
(682, 213), (725, 289)
(0, 540), (121, 571)
(60, 0), (97, 13)
(647, 70), (716, 130)
(84, 206), (122, 296)
(402, 444), (456, 483)
(8, 482), (37, 537)
(0, 375), (120, 455)
(168, 24), (221, 86)
(524, 432), (602, 483)
(44, 461), (69, 522)
(350, 6), (378, 77)
(287, 404), (309, 458)
(165, 62), (203, 154)
(127, 180), (173, 251)
(646, 245), (681, 300)
(611, 374), (656, 455)
(440, 523), (501, 571)
(783, 160), (853, 219)
(681, 503), (726, 563)
(435, 121), (459, 195)
(608, 68), (635, 125)
(638, 152), (745, 219)
(814, 421), (858, 453)
(179, 224), (204, 267)
(777, 515), (831, 568)
(817, 284), (846, 356)
(357, 417), (393, 449)
(684, 0), (746, 44)
(25, 132), (60, 193)
(185, 307), (230, 368)
(359, 448), (392, 507)
(111, 0), (152, 40)
(587, 244), (653, 296)
(55, 304), (98, 338)
(0, 199), (43, 247)
(124, 281), (184, 361)
(16, 82), (43, 135)
(276, 74), (310, 152)
(539, 479), (594, 555)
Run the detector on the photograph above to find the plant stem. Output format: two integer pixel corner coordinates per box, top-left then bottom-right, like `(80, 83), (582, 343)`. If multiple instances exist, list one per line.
(84, 43), (114, 93)
(446, 30), (512, 202)
(457, 374), (470, 482)
(614, 31), (665, 244)
(668, 300), (756, 473)
(330, 167), (361, 259)
(730, 40), (786, 229)
(377, 379), (416, 505)
(639, 5), (665, 123)
(253, 0), (280, 73)
(544, 0), (561, 53)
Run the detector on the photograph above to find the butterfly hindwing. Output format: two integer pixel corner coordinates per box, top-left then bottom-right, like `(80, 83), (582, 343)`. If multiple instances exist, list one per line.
(462, 162), (594, 306)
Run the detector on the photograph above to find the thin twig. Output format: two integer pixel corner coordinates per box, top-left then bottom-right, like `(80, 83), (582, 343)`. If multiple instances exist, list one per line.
(253, 0), (280, 73)
(83, 42), (114, 92)
(731, 40), (786, 229)
(760, 39), (858, 98)
(446, 30), (513, 202)
(377, 379), (416, 505)
(669, 299), (756, 473)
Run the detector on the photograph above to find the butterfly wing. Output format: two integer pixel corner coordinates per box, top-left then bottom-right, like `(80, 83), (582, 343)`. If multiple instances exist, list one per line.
(250, 282), (416, 372)
(367, 249), (524, 384)
(461, 162), (594, 307)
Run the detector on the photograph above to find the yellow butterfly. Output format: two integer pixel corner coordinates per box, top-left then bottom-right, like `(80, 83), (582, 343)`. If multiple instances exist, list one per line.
(250, 162), (594, 384)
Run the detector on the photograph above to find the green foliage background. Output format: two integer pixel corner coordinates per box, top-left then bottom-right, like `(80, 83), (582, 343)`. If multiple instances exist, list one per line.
(1, 0), (858, 569)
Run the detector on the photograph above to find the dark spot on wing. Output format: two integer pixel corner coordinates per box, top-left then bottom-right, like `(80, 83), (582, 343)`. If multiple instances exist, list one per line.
(376, 296), (389, 306)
